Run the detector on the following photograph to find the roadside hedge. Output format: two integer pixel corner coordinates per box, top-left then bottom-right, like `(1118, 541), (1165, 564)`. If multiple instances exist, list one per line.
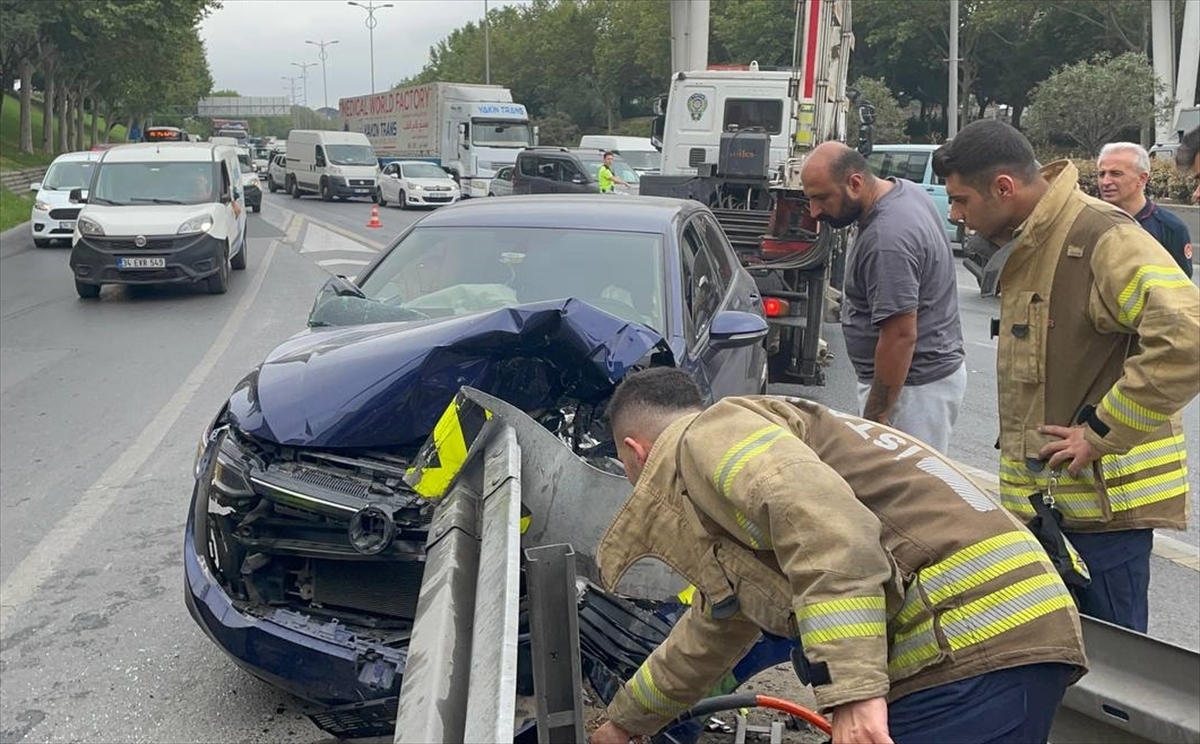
(1071, 158), (1194, 202)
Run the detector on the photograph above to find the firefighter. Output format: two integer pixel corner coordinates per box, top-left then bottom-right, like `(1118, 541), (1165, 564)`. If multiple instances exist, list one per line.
(932, 120), (1200, 633)
(589, 367), (1087, 744)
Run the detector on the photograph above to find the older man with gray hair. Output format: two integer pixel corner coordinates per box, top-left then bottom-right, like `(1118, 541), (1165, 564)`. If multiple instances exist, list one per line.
(1096, 141), (1193, 276)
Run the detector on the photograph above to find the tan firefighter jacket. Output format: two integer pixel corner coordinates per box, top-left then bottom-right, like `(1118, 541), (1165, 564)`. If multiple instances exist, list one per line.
(996, 161), (1199, 532)
(598, 396), (1087, 735)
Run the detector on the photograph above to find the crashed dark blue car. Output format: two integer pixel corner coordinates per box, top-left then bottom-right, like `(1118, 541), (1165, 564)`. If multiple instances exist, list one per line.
(184, 195), (772, 737)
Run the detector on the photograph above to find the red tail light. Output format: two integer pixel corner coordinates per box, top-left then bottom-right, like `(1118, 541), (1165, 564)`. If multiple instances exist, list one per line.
(762, 297), (790, 317)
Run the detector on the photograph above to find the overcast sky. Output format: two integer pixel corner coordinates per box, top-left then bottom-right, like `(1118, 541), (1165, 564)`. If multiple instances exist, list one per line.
(199, 0), (525, 110)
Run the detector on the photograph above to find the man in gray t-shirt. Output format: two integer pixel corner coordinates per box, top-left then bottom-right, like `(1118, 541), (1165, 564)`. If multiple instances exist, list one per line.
(800, 143), (966, 453)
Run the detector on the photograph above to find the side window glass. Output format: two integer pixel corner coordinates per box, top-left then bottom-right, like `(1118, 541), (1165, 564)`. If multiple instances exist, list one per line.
(537, 157), (558, 180)
(560, 160), (584, 182)
(519, 156), (537, 178)
(701, 217), (736, 283)
(315, 146), (326, 167)
(221, 163), (232, 196)
(682, 222), (722, 337)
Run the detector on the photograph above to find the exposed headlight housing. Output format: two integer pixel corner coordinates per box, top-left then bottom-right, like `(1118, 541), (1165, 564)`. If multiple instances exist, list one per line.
(178, 216), (214, 235)
(78, 217), (104, 236)
(34, 200), (52, 212)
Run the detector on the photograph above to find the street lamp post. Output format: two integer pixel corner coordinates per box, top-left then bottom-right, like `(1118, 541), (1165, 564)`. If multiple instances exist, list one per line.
(282, 76), (299, 128)
(291, 61), (317, 109)
(347, 1), (394, 94)
(484, 0), (490, 85)
(306, 39), (340, 110)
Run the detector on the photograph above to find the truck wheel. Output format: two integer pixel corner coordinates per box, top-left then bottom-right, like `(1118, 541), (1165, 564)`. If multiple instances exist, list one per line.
(320, 179), (333, 202)
(206, 247), (230, 294)
(376, 188), (388, 207)
(398, 190), (407, 210)
(75, 281), (100, 299)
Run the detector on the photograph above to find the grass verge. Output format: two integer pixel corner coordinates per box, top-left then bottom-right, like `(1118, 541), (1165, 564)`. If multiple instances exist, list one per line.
(0, 185), (34, 233)
(1, 94), (128, 172)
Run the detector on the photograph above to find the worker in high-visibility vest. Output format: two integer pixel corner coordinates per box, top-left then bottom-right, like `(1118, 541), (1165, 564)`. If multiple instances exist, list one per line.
(589, 367), (1087, 744)
(597, 151), (627, 194)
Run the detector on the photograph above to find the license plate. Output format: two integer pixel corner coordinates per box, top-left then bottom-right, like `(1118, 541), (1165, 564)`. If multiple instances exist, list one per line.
(59, 221), (75, 230)
(355, 188), (370, 194)
(117, 257), (166, 269)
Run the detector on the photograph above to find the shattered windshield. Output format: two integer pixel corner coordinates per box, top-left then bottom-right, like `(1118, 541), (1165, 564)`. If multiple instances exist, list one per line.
(355, 226), (665, 331)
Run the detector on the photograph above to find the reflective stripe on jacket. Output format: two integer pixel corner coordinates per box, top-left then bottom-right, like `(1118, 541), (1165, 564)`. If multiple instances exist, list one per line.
(996, 161), (1199, 532)
(598, 396), (1087, 735)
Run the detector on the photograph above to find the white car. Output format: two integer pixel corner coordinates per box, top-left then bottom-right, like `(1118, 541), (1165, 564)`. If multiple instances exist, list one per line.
(488, 166), (514, 197)
(266, 153), (288, 193)
(29, 150), (104, 247)
(376, 161), (460, 209)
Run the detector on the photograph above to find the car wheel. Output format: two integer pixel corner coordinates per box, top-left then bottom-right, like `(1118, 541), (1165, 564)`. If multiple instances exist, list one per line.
(252, 203), (261, 213)
(376, 188), (388, 207)
(398, 189), (407, 210)
(34, 238), (52, 248)
(268, 177), (278, 193)
(488, 192), (495, 197)
(320, 179), (333, 202)
(75, 280), (100, 299)
(289, 177), (301, 199)
(230, 234), (247, 271)
(206, 246), (230, 294)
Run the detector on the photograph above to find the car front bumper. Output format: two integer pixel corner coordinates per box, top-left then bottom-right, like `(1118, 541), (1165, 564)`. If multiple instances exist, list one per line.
(70, 232), (227, 286)
(31, 206), (82, 242)
(404, 190), (460, 207)
(329, 177), (377, 199)
(183, 482), (405, 705)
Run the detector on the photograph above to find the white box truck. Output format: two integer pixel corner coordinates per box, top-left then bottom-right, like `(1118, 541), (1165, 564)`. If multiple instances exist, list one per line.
(338, 83), (535, 198)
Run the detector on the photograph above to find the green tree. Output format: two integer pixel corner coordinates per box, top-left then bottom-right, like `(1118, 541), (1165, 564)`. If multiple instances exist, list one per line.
(847, 77), (909, 145)
(1024, 52), (1172, 154)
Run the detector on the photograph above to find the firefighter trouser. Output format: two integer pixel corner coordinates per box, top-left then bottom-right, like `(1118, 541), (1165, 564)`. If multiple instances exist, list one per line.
(1065, 528), (1153, 633)
(888, 662), (1075, 744)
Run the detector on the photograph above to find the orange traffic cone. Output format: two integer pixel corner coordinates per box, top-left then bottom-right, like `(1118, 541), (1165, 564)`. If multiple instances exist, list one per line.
(367, 204), (382, 229)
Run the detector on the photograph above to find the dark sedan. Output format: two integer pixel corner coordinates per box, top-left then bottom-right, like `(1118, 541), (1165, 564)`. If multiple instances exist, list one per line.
(183, 195), (769, 735)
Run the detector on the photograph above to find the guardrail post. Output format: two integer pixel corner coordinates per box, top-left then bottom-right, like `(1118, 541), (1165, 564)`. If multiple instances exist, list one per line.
(525, 544), (587, 744)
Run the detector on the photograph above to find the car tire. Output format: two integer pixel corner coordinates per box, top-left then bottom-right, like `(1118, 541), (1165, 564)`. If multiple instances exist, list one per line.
(376, 188), (388, 207)
(34, 238), (52, 248)
(398, 190), (407, 210)
(268, 177), (278, 193)
(289, 177), (301, 199)
(75, 280), (100, 299)
(252, 203), (261, 213)
(320, 179), (333, 202)
(206, 246), (230, 294)
(230, 234), (247, 271)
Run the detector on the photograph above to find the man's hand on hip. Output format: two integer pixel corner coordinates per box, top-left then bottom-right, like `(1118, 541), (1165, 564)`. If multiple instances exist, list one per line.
(1038, 424), (1102, 477)
(831, 696), (893, 743)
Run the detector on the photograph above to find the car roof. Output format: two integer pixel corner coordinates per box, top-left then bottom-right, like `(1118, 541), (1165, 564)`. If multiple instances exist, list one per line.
(869, 144), (939, 153)
(392, 160), (446, 167)
(519, 148), (615, 161)
(51, 150), (105, 164)
(100, 142), (220, 162)
(414, 194), (701, 231)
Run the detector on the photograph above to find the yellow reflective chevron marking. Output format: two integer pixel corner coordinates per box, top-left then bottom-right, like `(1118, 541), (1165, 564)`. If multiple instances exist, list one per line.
(712, 425), (787, 547)
(1100, 435), (1185, 479)
(629, 664), (689, 718)
(404, 393), (492, 499)
(797, 596), (886, 644)
(1101, 387), (1171, 432)
(1117, 265), (1193, 326)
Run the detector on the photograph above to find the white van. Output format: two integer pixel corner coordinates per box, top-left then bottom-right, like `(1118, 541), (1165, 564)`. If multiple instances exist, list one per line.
(284, 130), (378, 201)
(29, 150), (104, 247)
(578, 135), (661, 174)
(68, 142), (248, 298)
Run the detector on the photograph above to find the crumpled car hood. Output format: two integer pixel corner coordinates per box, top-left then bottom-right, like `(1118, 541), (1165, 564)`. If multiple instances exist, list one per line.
(226, 298), (673, 449)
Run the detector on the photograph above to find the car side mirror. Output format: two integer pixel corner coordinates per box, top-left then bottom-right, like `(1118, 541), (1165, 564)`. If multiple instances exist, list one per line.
(69, 188), (87, 204)
(709, 310), (769, 350)
(572, 175), (586, 185)
(389, 172), (399, 179)
(29, 182), (41, 192)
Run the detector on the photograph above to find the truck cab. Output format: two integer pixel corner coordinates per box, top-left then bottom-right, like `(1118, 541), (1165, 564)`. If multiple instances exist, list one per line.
(654, 63), (793, 178)
(445, 98), (535, 198)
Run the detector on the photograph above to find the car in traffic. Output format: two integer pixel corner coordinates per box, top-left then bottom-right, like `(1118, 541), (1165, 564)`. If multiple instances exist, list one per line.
(266, 153), (287, 194)
(488, 165), (514, 196)
(236, 149), (262, 213)
(29, 150), (103, 247)
(68, 142), (248, 298)
(865, 144), (959, 244)
(375, 160), (461, 208)
(512, 147), (639, 195)
(183, 195), (769, 734)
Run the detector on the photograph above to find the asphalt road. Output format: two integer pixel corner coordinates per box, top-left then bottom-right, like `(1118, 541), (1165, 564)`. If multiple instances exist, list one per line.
(0, 190), (1196, 743)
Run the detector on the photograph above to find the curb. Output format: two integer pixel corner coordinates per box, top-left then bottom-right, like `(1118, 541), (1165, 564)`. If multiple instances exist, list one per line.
(959, 462), (1200, 571)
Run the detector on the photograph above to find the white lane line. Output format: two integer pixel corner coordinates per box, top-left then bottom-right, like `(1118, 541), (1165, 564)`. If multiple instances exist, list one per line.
(301, 215), (386, 252)
(958, 462), (1200, 571)
(315, 258), (370, 267)
(0, 240), (282, 633)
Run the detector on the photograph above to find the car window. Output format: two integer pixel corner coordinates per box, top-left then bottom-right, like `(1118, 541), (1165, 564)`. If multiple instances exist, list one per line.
(700, 216), (736, 283)
(867, 150), (931, 185)
(723, 98), (783, 135)
(358, 226), (665, 331)
(401, 163), (448, 179)
(42, 160), (96, 190)
(383, 163), (396, 176)
(537, 157), (559, 180)
(518, 156), (537, 178)
(496, 167), (512, 180)
(315, 146), (326, 167)
(680, 221), (723, 338)
(89, 161), (218, 205)
(560, 159), (586, 183)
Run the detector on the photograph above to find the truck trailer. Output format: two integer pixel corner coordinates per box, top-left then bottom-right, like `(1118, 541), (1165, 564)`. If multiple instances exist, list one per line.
(338, 82), (535, 198)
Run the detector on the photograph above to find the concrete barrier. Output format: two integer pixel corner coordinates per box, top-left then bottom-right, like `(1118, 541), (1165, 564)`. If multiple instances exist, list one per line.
(0, 166), (48, 194)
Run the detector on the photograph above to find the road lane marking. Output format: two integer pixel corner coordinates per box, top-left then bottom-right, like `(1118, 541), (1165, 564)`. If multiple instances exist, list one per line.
(301, 214), (385, 252)
(0, 239), (282, 633)
(959, 462), (1200, 571)
(315, 258), (371, 268)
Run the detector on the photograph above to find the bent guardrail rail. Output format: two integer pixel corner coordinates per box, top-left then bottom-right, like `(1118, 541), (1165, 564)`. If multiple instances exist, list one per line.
(394, 387), (1200, 744)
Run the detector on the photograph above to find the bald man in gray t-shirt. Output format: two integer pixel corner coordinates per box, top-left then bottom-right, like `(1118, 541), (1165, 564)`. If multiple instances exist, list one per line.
(801, 143), (966, 453)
